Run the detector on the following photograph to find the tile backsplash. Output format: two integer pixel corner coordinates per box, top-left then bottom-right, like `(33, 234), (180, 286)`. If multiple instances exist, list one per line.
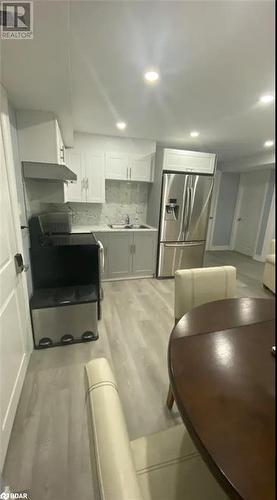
(29, 180), (150, 226)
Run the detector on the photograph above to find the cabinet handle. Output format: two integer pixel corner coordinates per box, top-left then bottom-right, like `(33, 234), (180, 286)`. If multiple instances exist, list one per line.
(130, 168), (132, 180)
(60, 146), (65, 162)
(86, 178), (89, 190)
(126, 167), (128, 179)
(133, 243), (135, 254)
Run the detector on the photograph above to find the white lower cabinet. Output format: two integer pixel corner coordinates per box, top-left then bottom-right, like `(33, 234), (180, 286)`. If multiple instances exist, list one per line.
(94, 231), (157, 280)
(107, 233), (133, 279)
(132, 232), (157, 276)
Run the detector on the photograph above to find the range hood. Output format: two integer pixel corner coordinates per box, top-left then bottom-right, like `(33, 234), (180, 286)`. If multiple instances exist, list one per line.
(22, 161), (77, 182)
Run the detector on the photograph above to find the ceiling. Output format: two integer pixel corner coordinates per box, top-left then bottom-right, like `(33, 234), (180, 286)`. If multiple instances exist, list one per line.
(1, 0), (275, 162)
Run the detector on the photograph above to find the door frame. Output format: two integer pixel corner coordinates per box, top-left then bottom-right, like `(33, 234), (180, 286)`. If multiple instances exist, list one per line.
(229, 174), (243, 251)
(0, 84), (33, 470)
(254, 185), (275, 262)
(230, 170), (272, 257)
(206, 170), (222, 250)
(252, 172), (271, 259)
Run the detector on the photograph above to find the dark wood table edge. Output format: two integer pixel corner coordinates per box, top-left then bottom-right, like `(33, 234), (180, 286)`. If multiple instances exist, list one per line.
(168, 347), (243, 500)
(168, 298), (276, 500)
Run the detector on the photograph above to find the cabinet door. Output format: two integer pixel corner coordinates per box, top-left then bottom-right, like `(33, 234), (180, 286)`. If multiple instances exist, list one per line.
(55, 120), (66, 165)
(105, 152), (129, 180)
(108, 233), (133, 279)
(94, 233), (110, 280)
(130, 154), (153, 182)
(85, 152), (105, 203)
(163, 149), (216, 175)
(132, 232), (157, 276)
(66, 150), (85, 202)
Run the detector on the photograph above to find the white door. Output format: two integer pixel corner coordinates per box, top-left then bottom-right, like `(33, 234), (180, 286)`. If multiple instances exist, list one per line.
(66, 150), (84, 202)
(86, 152), (105, 203)
(234, 171), (269, 256)
(130, 154), (152, 182)
(0, 84), (32, 469)
(105, 152), (129, 180)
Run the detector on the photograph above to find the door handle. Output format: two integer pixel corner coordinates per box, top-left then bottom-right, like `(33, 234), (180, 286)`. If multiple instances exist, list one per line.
(14, 253), (29, 274)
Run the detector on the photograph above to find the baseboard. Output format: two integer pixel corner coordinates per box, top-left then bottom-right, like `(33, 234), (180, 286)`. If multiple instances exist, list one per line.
(207, 245), (231, 251)
(102, 275), (155, 282)
(253, 254), (266, 263)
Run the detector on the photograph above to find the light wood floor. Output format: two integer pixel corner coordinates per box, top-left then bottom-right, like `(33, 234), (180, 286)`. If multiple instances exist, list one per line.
(3, 251), (273, 499)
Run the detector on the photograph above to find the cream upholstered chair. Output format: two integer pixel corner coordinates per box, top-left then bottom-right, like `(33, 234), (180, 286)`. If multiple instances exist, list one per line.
(85, 358), (228, 500)
(263, 239), (275, 293)
(167, 266), (237, 410)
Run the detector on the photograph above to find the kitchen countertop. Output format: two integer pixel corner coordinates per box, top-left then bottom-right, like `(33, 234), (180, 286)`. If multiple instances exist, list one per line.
(71, 224), (158, 233)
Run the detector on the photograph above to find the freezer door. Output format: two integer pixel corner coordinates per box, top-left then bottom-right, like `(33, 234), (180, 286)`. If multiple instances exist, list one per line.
(183, 175), (214, 241)
(158, 241), (205, 278)
(160, 173), (189, 242)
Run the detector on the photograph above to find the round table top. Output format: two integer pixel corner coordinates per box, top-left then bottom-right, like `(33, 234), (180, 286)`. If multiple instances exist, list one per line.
(168, 297), (275, 500)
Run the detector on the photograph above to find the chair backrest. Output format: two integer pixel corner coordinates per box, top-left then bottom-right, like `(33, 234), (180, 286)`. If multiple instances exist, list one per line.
(85, 358), (144, 500)
(174, 266), (236, 321)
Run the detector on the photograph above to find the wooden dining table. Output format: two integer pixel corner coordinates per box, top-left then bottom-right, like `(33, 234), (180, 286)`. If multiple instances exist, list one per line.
(168, 297), (275, 500)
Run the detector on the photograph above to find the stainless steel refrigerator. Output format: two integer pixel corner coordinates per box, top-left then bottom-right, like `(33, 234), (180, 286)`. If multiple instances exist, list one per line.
(157, 172), (214, 277)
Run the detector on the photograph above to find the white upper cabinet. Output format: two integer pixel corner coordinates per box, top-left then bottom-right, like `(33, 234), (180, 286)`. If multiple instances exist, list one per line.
(129, 153), (153, 182)
(105, 152), (153, 182)
(55, 120), (66, 165)
(86, 152), (105, 203)
(66, 150), (85, 202)
(16, 110), (65, 165)
(66, 150), (105, 204)
(163, 149), (216, 175)
(105, 152), (129, 180)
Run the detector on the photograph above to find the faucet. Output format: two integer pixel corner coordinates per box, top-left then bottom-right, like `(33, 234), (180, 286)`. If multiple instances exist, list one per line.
(125, 214), (130, 225)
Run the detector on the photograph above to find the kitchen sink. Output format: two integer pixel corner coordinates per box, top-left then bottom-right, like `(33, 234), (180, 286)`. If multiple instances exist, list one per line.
(108, 224), (150, 230)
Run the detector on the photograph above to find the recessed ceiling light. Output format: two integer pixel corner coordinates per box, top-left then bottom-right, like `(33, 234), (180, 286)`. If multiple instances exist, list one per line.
(144, 70), (160, 83)
(260, 94), (274, 104)
(190, 131), (199, 138)
(116, 121), (127, 130)
(264, 140), (274, 148)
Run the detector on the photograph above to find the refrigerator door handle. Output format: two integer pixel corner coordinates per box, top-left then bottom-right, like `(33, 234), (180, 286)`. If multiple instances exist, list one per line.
(164, 242), (203, 248)
(179, 181), (189, 240)
(184, 186), (194, 236)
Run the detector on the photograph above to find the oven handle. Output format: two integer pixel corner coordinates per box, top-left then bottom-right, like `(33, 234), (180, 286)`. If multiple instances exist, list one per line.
(98, 240), (105, 272)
